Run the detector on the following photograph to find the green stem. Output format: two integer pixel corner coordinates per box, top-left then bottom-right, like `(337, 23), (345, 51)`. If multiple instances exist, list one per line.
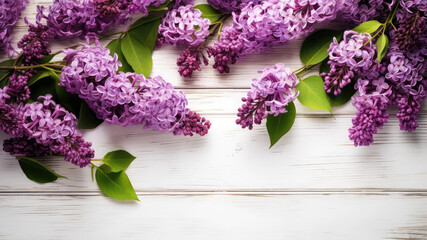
(0, 63), (64, 70)
(0, 72), (10, 83)
(13, 52), (23, 66)
(90, 162), (100, 168)
(294, 64), (316, 78)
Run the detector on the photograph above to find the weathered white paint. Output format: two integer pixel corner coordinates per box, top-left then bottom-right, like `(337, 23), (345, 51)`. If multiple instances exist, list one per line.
(1, 193), (427, 240)
(0, 1), (427, 239)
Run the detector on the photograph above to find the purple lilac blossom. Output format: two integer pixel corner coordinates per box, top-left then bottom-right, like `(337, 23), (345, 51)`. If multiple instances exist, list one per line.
(173, 0), (195, 9)
(236, 63), (299, 130)
(394, 8), (426, 51)
(400, 0), (427, 12)
(348, 94), (390, 146)
(207, 0), (259, 14)
(159, 5), (211, 47)
(339, 0), (394, 25)
(176, 49), (209, 77)
(0, 0), (28, 57)
(60, 38), (211, 136)
(321, 30), (377, 95)
(7, 22), (52, 102)
(37, 0), (167, 40)
(208, 0), (341, 73)
(2, 95), (94, 167)
(0, 87), (24, 137)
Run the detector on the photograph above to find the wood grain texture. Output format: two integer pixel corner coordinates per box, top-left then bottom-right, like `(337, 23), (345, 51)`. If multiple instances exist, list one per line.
(1, 193), (427, 240)
(1, 1), (427, 239)
(1, 116), (426, 192)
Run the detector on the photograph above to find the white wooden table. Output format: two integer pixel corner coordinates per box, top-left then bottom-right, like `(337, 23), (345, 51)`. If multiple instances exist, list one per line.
(1, 1), (427, 239)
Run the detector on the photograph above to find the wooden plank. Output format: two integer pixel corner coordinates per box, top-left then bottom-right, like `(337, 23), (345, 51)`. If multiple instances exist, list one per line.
(183, 89), (427, 115)
(1, 115), (426, 192)
(0, 193), (426, 239)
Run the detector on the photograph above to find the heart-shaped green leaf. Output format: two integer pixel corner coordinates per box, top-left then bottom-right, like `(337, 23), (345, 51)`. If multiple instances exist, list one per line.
(296, 75), (332, 113)
(95, 164), (139, 201)
(300, 29), (343, 66)
(266, 101), (296, 148)
(17, 157), (65, 183)
(121, 32), (153, 77)
(194, 4), (223, 23)
(106, 39), (134, 73)
(353, 20), (382, 34)
(376, 34), (389, 62)
(102, 150), (136, 172)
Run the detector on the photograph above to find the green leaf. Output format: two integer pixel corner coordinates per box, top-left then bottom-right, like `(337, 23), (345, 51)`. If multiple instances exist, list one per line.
(102, 150), (136, 172)
(300, 29), (343, 66)
(106, 39), (134, 73)
(353, 20), (382, 34)
(77, 101), (103, 129)
(376, 34), (389, 62)
(28, 70), (52, 86)
(0, 59), (15, 87)
(194, 4), (223, 23)
(266, 102), (296, 148)
(319, 60), (356, 106)
(128, 15), (161, 52)
(17, 157), (65, 183)
(296, 75), (332, 113)
(329, 83), (357, 107)
(130, 13), (161, 29)
(55, 85), (82, 116)
(95, 164), (139, 201)
(40, 54), (56, 64)
(121, 32), (153, 77)
(29, 77), (57, 101)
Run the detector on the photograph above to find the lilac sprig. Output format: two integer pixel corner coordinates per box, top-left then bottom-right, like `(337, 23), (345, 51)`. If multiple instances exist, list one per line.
(60, 38), (211, 136)
(0, 0), (28, 57)
(159, 5), (211, 47)
(321, 30), (377, 95)
(37, 0), (168, 40)
(208, 0), (341, 73)
(236, 63), (299, 130)
(348, 94), (390, 146)
(2, 95), (94, 167)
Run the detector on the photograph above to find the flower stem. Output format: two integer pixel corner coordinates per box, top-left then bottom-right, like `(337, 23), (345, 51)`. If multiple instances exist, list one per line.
(0, 63), (64, 70)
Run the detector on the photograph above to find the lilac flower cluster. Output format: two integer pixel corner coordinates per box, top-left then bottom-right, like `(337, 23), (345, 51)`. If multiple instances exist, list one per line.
(339, 0), (394, 25)
(60, 38), (210, 136)
(177, 49), (209, 77)
(158, 5), (211, 77)
(321, 30), (377, 95)
(208, 0), (341, 73)
(207, 0), (258, 14)
(159, 5), (211, 47)
(6, 22), (52, 103)
(37, 0), (167, 40)
(236, 63), (299, 130)
(0, 0), (28, 57)
(321, 3), (427, 146)
(1, 93), (94, 167)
